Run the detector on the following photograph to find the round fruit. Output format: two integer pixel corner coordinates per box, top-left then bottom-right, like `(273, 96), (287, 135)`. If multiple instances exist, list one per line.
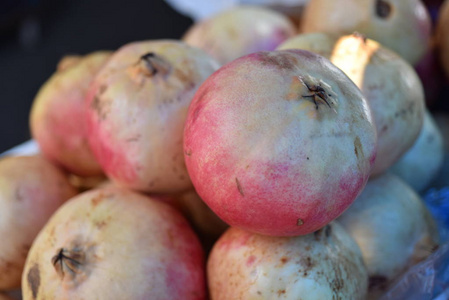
(338, 173), (439, 297)
(208, 223), (368, 299)
(22, 186), (206, 299)
(390, 110), (444, 192)
(0, 155), (77, 290)
(184, 49), (377, 236)
(86, 40), (218, 194)
(183, 6), (296, 65)
(30, 51), (111, 176)
(301, 0), (432, 64)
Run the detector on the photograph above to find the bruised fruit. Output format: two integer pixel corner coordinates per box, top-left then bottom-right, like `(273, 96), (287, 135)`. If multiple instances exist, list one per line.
(184, 50), (377, 236)
(301, 0), (432, 64)
(22, 186), (206, 300)
(183, 6), (296, 65)
(278, 33), (425, 176)
(30, 51), (111, 176)
(86, 40), (218, 194)
(208, 223), (368, 299)
(390, 110), (444, 192)
(338, 173), (439, 298)
(0, 156), (77, 290)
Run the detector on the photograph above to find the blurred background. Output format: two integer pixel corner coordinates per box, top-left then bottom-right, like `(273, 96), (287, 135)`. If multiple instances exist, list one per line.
(0, 0), (192, 153)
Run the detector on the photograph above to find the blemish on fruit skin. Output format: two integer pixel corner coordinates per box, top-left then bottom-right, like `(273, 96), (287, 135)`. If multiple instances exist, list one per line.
(280, 256), (290, 264)
(297, 218), (304, 226)
(258, 51), (297, 70)
(27, 263), (40, 299)
(277, 289), (286, 296)
(91, 194), (104, 207)
(246, 255), (256, 266)
(236, 177), (244, 196)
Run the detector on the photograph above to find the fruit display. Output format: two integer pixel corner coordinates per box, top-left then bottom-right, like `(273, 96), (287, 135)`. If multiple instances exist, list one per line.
(2, 0), (449, 299)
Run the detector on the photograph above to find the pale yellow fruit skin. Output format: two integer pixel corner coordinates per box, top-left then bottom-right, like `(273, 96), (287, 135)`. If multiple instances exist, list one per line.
(301, 0), (431, 64)
(0, 155), (77, 290)
(208, 223), (368, 300)
(278, 33), (425, 176)
(437, 0), (449, 78)
(338, 173), (438, 297)
(22, 186), (205, 300)
(183, 6), (296, 65)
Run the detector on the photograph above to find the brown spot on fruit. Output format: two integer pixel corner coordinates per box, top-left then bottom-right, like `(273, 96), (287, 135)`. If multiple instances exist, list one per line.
(27, 263), (40, 299)
(91, 194), (103, 207)
(354, 137), (364, 163)
(258, 52), (296, 70)
(277, 289), (286, 296)
(297, 218), (304, 226)
(280, 256), (290, 264)
(236, 177), (244, 196)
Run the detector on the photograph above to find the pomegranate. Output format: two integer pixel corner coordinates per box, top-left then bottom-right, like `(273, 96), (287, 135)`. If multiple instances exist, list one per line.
(208, 223), (368, 299)
(86, 40), (218, 194)
(184, 49), (377, 236)
(390, 110), (444, 192)
(183, 6), (296, 65)
(301, 0), (432, 64)
(22, 186), (206, 299)
(30, 51), (111, 176)
(338, 173), (439, 298)
(0, 155), (77, 290)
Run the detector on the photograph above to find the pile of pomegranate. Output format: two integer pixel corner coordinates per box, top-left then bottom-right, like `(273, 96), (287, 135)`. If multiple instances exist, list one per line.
(1, 0), (449, 299)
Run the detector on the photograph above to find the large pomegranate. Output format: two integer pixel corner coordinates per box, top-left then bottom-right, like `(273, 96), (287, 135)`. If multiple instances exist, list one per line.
(184, 50), (377, 236)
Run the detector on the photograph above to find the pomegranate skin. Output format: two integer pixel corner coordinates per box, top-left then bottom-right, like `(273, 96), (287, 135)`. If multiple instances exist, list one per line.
(184, 50), (377, 236)
(86, 40), (218, 194)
